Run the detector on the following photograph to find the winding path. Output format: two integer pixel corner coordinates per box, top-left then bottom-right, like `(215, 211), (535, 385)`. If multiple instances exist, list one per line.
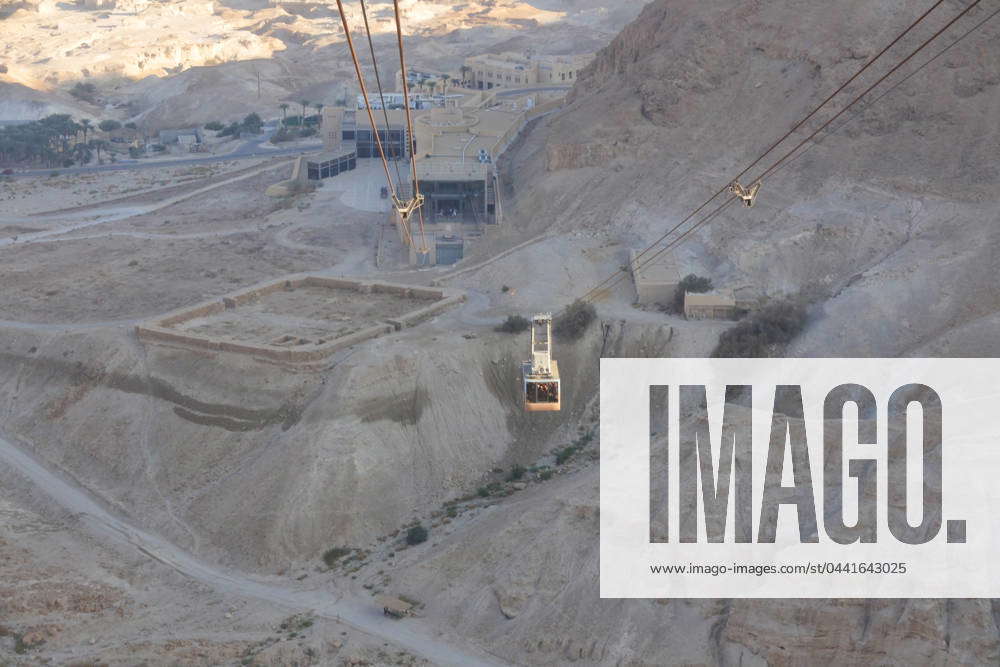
(0, 159), (293, 249)
(0, 431), (508, 666)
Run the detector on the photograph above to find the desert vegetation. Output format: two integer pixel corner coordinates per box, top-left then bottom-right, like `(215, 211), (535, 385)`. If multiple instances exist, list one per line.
(712, 299), (808, 357)
(670, 274), (713, 313)
(495, 314), (530, 333)
(555, 300), (597, 340)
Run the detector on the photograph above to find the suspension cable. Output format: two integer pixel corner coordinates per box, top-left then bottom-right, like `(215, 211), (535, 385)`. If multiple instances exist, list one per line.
(581, 0), (987, 304)
(335, 0), (414, 247)
(392, 0), (429, 256)
(580, 0), (955, 302)
(334, 0), (399, 195)
(359, 0), (404, 190)
(593, 0), (991, 304)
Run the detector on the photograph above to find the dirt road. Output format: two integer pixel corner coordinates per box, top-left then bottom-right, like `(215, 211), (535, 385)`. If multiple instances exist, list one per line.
(0, 431), (510, 666)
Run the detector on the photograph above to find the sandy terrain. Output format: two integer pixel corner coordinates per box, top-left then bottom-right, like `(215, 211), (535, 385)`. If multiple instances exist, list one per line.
(3, 0), (999, 665)
(0, 0), (648, 128)
(0, 160), (266, 218)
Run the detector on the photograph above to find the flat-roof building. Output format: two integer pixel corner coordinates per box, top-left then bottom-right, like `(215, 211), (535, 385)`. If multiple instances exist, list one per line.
(464, 52), (594, 91)
(684, 290), (738, 320)
(630, 249), (681, 306)
(158, 128), (202, 145)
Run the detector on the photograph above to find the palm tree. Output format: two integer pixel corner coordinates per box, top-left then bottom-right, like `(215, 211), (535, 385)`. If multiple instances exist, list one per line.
(441, 74), (451, 94)
(279, 103), (289, 127)
(72, 140), (91, 165)
(313, 102), (324, 127)
(80, 118), (92, 144)
(299, 99), (309, 124)
(89, 138), (107, 163)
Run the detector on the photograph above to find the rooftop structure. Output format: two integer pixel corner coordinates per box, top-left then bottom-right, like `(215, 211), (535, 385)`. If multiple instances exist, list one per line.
(376, 595), (414, 618)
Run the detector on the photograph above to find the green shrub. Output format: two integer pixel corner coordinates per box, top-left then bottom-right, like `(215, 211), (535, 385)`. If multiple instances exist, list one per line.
(507, 465), (526, 481)
(495, 314), (530, 333)
(406, 524), (428, 546)
(671, 274), (713, 313)
(218, 121), (241, 138)
(322, 547), (352, 567)
(204, 121), (224, 131)
(242, 112), (263, 134)
(69, 81), (98, 103)
(712, 300), (808, 358)
(539, 469), (553, 481)
(555, 446), (579, 466)
(555, 300), (596, 340)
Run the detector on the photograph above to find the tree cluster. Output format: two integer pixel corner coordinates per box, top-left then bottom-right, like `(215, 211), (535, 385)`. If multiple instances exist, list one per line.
(712, 300), (808, 358)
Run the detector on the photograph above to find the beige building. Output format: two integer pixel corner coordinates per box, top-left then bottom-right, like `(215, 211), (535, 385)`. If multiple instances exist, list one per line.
(684, 290), (738, 320)
(464, 52), (593, 90)
(630, 249), (681, 306)
(330, 88), (563, 265)
(537, 53), (593, 85)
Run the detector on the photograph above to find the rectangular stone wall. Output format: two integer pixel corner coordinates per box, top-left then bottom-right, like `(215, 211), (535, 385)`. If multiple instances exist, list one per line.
(136, 275), (465, 363)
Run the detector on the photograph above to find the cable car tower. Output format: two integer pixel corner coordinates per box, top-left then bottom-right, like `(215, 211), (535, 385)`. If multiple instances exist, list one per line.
(522, 314), (561, 412)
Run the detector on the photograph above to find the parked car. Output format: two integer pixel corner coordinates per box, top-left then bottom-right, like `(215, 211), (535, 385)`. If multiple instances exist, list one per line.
(1, 168), (13, 175)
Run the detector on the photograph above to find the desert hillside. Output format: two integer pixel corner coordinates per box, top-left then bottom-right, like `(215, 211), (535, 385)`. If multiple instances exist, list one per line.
(2, 0), (1000, 664)
(0, 0), (648, 127)
(376, 1), (1000, 661)
(507, 0), (1000, 355)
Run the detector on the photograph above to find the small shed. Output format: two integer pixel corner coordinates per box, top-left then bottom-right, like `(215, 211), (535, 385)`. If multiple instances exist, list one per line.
(630, 248), (680, 306)
(684, 290), (737, 320)
(376, 595), (413, 618)
(159, 128), (203, 145)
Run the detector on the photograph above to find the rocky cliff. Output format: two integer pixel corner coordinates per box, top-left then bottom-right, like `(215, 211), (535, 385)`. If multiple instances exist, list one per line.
(388, 1), (1000, 663)
(511, 0), (1000, 361)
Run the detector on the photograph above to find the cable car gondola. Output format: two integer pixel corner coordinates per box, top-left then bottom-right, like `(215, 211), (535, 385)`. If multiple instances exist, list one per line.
(523, 314), (560, 412)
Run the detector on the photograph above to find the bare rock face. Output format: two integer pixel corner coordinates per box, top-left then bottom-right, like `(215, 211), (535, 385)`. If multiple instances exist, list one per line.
(359, 1), (1000, 664)
(515, 0), (1000, 357)
(546, 141), (621, 171)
